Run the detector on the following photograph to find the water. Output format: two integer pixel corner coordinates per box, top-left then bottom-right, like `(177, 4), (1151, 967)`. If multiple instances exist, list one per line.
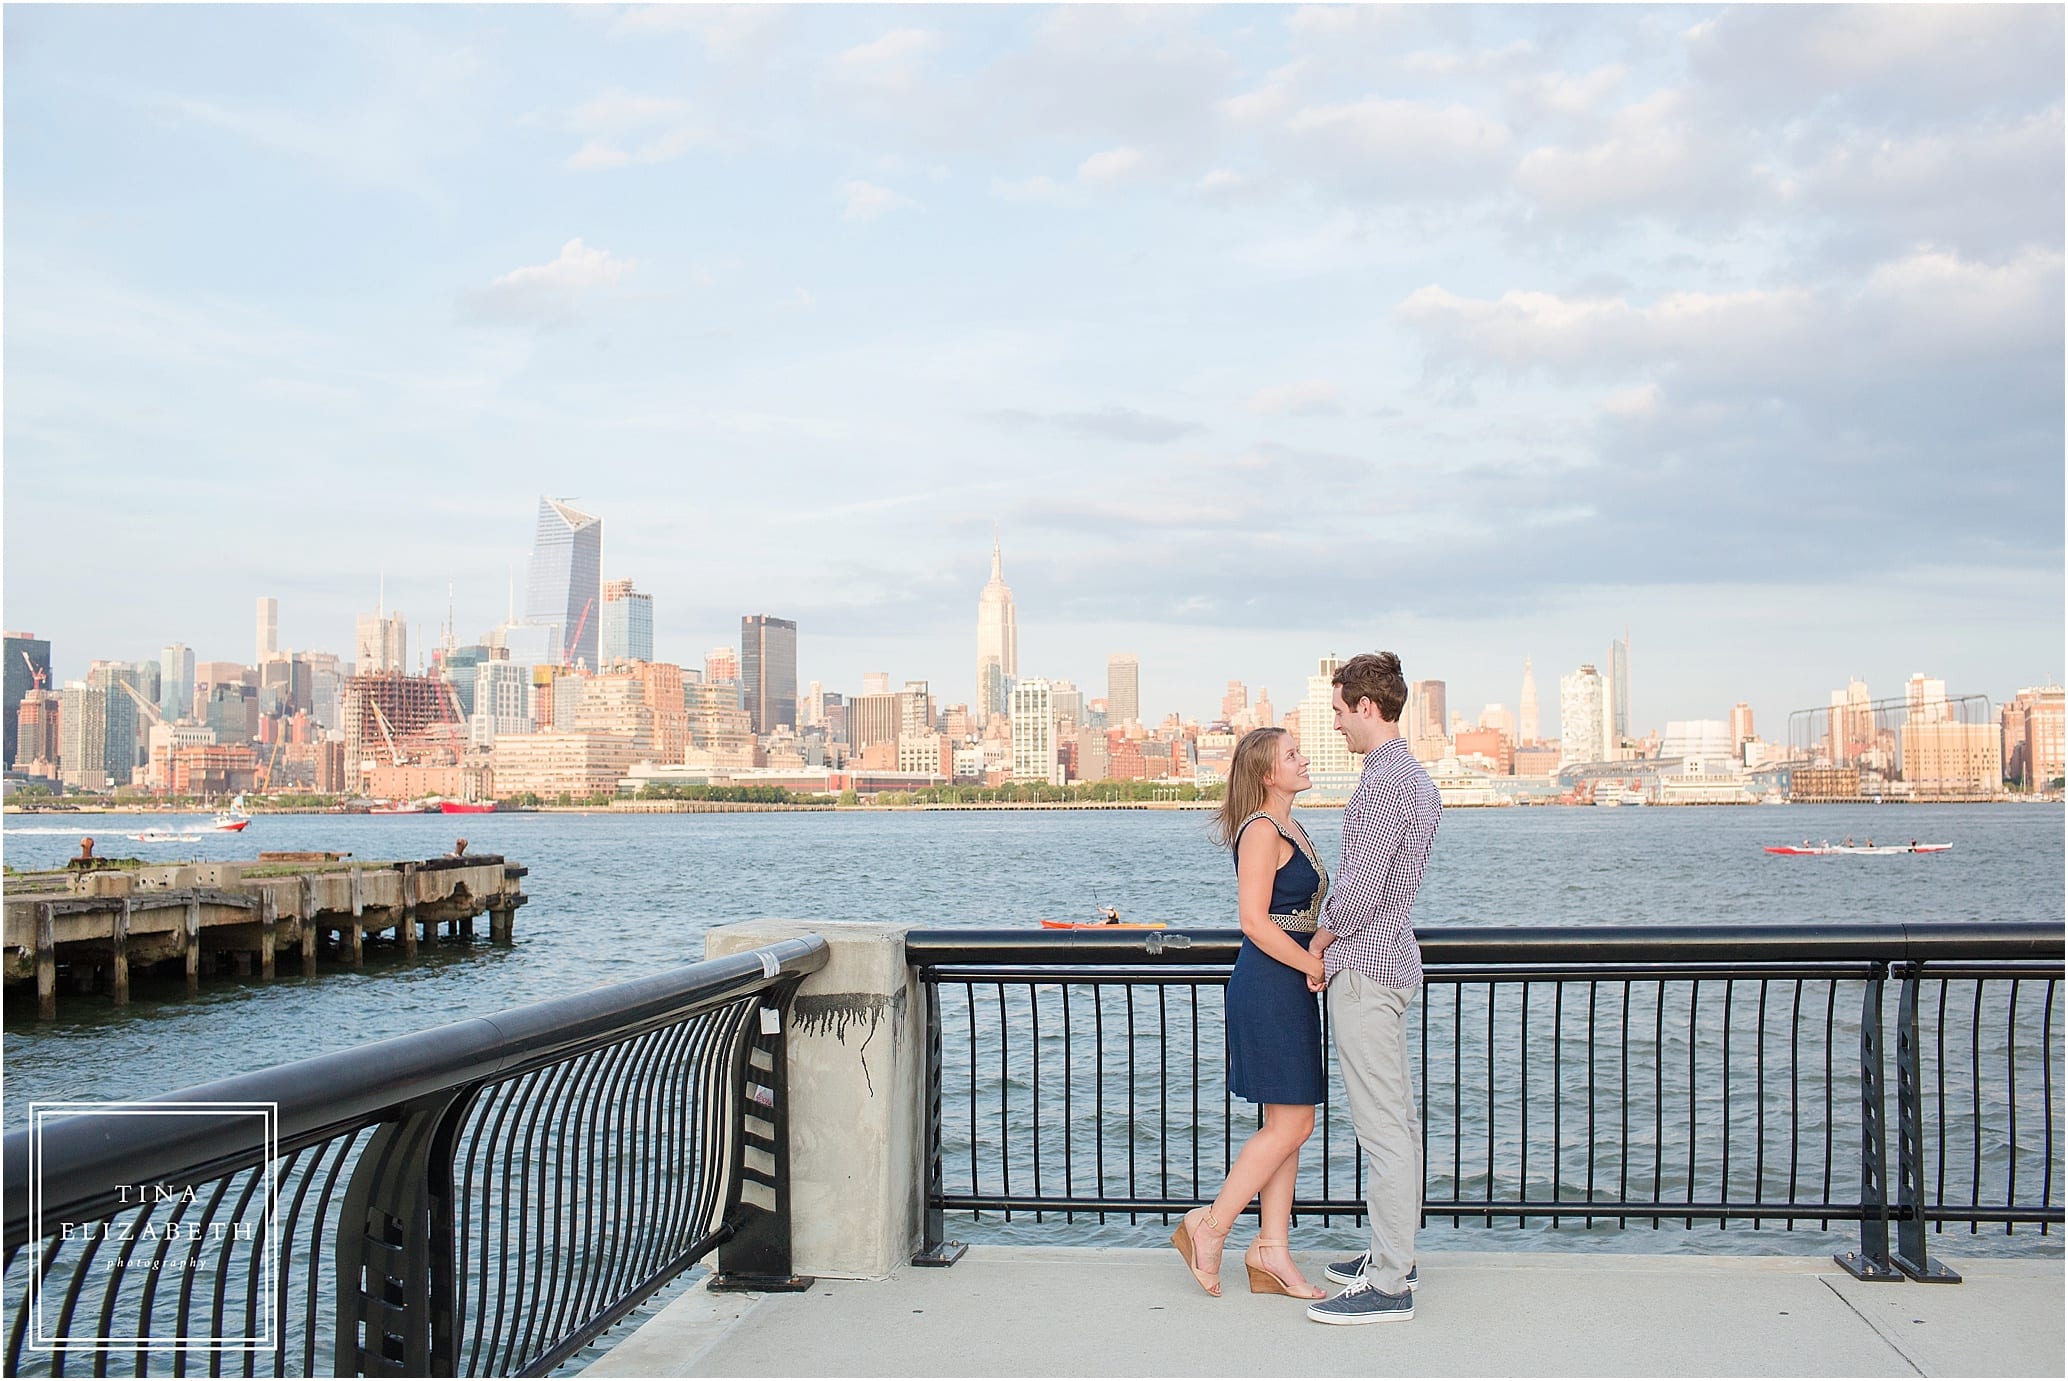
(5, 803), (2062, 1262)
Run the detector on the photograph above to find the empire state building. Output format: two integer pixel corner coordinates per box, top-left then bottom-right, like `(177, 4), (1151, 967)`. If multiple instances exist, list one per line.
(975, 536), (1019, 723)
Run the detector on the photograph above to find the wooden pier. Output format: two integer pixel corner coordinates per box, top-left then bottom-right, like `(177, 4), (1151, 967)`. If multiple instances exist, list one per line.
(2, 854), (529, 1018)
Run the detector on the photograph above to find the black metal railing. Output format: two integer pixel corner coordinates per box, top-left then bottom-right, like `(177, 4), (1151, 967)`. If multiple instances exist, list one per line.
(2, 936), (827, 1376)
(908, 922), (2063, 1282)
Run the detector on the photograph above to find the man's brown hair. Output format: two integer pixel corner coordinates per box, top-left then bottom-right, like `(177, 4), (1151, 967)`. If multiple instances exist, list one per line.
(1333, 652), (1408, 723)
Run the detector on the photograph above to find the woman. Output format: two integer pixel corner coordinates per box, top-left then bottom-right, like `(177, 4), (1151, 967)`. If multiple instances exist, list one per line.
(1171, 726), (1330, 1299)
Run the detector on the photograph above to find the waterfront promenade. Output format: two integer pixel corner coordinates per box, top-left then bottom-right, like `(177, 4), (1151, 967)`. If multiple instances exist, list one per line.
(588, 1246), (2063, 1377)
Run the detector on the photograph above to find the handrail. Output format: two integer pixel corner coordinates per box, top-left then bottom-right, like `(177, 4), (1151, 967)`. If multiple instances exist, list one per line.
(904, 920), (2064, 967)
(3, 936), (829, 1249)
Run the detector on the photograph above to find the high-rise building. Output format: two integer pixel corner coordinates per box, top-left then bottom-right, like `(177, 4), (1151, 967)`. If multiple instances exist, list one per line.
(599, 579), (655, 664)
(1298, 655), (1356, 774)
(1407, 680), (1447, 742)
(1107, 655), (1140, 727)
(58, 682), (109, 789)
(2002, 685), (2065, 788)
(1221, 681), (1248, 723)
(1481, 704), (1516, 739)
(527, 497), (603, 670)
(1519, 658), (1540, 743)
(1905, 673), (1950, 726)
(706, 647), (741, 686)
(158, 643), (196, 722)
(1729, 702), (1755, 752)
(975, 537), (1019, 722)
(1559, 664), (1605, 768)
(471, 658), (533, 748)
(356, 609), (407, 675)
(1011, 678), (1058, 783)
(1252, 688), (1274, 728)
(4, 633), (51, 770)
(87, 661), (141, 785)
(1605, 634), (1630, 749)
(256, 597), (279, 665)
(1827, 678), (1874, 766)
(740, 615), (798, 735)
(862, 672), (891, 696)
(848, 692), (902, 751)
(1052, 679), (1085, 728)
(15, 688), (59, 772)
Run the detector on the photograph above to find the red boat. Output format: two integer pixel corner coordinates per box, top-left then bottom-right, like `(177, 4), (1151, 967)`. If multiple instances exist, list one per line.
(440, 801), (496, 814)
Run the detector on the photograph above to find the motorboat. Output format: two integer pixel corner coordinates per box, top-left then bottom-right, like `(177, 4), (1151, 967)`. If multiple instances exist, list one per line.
(1764, 843), (1951, 856)
(210, 795), (251, 832)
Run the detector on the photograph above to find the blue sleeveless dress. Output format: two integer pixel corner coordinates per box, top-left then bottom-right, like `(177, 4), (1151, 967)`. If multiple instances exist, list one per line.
(1224, 813), (1330, 1105)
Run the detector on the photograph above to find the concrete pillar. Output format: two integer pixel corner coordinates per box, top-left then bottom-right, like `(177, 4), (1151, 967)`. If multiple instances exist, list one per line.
(490, 908), (512, 944)
(259, 889), (277, 981)
(400, 865), (418, 959)
(350, 868), (364, 918)
(36, 903), (56, 1020)
(184, 897), (201, 993)
(349, 919), (364, 968)
(300, 877), (318, 977)
(704, 920), (923, 1281)
(112, 899), (131, 1005)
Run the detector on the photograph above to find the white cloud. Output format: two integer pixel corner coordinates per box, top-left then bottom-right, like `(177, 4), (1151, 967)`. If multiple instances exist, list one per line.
(1077, 146), (1144, 184)
(840, 179), (915, 222)
(561, 88), (707, 170)
(837, 27), (940, 70)
(570, 90), (694, 133)
(459, 238), (633, 325)
(1247, 380), (1343, 416)
(1510, 64), (1628, 117)
(1288, 97), (1509, 155)
(1197, 168), (1245, 195)
(991, 174), (1074, 205)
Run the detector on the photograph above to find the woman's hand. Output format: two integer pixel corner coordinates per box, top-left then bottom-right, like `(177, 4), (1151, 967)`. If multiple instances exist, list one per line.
(1303, 951), (1327, 986)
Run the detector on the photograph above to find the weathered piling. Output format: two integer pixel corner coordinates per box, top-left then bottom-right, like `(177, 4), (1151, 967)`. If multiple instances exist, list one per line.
(3, 854), (529, 1017)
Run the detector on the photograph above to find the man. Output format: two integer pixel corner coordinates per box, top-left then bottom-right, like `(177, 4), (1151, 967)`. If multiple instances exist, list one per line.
(1305, 651), (1442, 1325)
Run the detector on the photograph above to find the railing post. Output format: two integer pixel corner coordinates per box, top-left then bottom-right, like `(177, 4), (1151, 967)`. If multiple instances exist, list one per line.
(1891, 963), (1962, 1283)
(711, 975), (814, 1292)
(1835, 965), (1902, 1280)
(334, 1089), (473, 1376)
(912, 971), (966, 1266)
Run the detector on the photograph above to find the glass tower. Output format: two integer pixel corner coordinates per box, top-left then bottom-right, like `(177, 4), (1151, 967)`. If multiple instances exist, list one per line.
(527, 498), (603, 670)
(740, 615), (797, 735)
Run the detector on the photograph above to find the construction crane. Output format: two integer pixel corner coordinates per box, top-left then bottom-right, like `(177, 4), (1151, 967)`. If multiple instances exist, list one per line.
(368, 698), (403, 766)
(111, 676), (166, 727)
(20, 650), (47, 692)
(564, 598), (596, 671)
(258, 736), (288, 792)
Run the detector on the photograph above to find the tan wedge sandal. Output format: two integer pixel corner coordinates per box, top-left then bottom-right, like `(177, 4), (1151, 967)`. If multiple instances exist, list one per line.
(1170, 1205), (1228, 1296)
(1244, 1238), (1326, 1299)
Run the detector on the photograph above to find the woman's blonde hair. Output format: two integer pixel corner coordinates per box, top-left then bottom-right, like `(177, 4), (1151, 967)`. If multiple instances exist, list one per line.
(1211, 726), (1288, 849)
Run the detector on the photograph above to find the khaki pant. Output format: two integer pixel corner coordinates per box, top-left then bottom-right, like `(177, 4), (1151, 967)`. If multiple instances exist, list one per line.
(1328, 971), (1421, 1295)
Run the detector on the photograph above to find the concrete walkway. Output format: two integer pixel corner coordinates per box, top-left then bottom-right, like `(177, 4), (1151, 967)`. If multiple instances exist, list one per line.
(584, 1247), (2063, 1378)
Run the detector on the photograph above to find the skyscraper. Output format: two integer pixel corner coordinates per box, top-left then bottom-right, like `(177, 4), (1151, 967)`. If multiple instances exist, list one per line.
(160, 643), (195, 721)
(1107, 654), (1140, 727)
(58, 682), (109, 790)
(1729, 702), (1756, 752)
(740, 615), (798, 735)
(4, 633), (51, 770)
(706, 647), (740, 686)
(1560, 664), (1605, 768)
(527, 497), (603, 670)
(87, 661), (140, 786)
(1519, 657), (1540, 743)
(256, 597), (279, 665)
(975, 536), (1019, 723)
(355, 610), (407, 674)
(1408, 680), (1447, 742)
(1605, 634), (1630, 752)
(1011, 678), (1057, 783)
(599, 579), (654, 664)
(1299, 655), (1356, 774)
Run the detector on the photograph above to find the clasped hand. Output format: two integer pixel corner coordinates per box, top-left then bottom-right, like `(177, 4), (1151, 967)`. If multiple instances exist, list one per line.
(1305, 931), (1334, 992)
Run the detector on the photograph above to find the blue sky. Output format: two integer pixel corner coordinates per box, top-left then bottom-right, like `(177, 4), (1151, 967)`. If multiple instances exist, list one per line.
(5, 3), (2062, 738)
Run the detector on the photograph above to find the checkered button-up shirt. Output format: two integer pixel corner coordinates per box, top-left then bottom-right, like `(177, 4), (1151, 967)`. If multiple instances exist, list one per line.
(1318, 736), (1441, 987)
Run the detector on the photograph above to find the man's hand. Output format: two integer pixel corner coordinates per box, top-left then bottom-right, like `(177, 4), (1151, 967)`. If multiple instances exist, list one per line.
(1308, 930), (1334, 991)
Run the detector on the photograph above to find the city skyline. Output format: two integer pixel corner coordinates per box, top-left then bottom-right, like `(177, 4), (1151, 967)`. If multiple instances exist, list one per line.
(4, 6), (2061, 730)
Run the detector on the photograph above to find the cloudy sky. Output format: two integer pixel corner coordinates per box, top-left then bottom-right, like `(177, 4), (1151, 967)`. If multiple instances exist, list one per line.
(6, 3), (2062, 738)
